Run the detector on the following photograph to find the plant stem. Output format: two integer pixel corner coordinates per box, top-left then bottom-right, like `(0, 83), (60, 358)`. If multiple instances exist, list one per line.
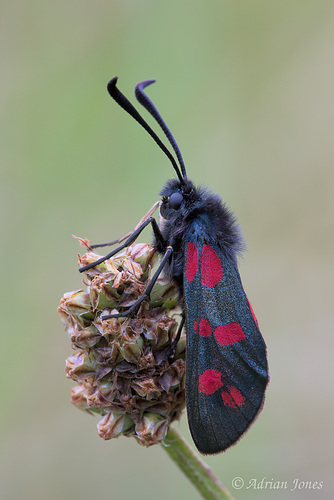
(162, 427), (236, 500)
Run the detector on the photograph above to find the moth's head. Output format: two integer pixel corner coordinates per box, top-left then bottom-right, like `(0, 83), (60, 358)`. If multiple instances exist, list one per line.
(159, 178), (195, 220)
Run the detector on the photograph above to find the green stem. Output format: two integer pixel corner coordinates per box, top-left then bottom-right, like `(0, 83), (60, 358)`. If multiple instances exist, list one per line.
(162, 427), (235, 500)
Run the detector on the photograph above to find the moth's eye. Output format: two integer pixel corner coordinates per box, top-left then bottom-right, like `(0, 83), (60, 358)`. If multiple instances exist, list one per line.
(169, 192), (183, 210)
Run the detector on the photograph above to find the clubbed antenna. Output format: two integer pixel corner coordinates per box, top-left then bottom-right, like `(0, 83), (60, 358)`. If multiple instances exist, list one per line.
(135, 80), (187, 179)
(107, 77), (185, 184)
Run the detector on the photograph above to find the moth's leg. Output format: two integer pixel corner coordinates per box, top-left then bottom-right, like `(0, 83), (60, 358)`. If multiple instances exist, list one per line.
(79, 216), (165, 273)
(158, 314), (185, 366)
(89, 232), (133, 250)
(101, 246), (173, 319)
(90, 201), (160, 250)
(170, 314), (185, 353)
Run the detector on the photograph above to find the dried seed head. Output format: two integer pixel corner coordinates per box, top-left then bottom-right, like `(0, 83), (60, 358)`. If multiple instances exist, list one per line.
(58, 241), (185, 447)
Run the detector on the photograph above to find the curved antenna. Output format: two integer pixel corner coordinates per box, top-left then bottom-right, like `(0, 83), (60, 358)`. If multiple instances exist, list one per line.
(107, 77), (184, 184)
(135, 80), (187, 179)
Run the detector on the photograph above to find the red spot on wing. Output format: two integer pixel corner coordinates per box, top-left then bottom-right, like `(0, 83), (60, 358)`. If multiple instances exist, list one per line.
(248, 300), (259, 328)
(201, 244), (223, 288)
(221, 386), (245, 408)
(186, 242), (199, 283)
(199, 369), (223, 395)
(194, 319), (198, 332)
(214, 323), (245, 345)
(199, 318), (212, 337)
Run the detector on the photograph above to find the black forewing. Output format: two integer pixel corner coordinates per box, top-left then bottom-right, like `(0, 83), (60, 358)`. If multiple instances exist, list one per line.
(184, 239), (268, 454)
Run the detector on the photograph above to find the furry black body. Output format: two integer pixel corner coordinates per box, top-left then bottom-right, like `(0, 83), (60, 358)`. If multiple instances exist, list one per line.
(155, 178), (244, 293)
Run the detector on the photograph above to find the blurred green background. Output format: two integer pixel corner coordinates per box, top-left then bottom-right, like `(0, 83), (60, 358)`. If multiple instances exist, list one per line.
(1, 1), (333, 499)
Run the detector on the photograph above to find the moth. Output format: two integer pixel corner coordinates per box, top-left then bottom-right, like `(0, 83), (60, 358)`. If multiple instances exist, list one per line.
(79, 77), (269, 454)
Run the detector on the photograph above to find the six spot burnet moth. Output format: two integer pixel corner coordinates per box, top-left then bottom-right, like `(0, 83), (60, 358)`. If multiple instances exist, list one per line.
(79, 77), (269, 454)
